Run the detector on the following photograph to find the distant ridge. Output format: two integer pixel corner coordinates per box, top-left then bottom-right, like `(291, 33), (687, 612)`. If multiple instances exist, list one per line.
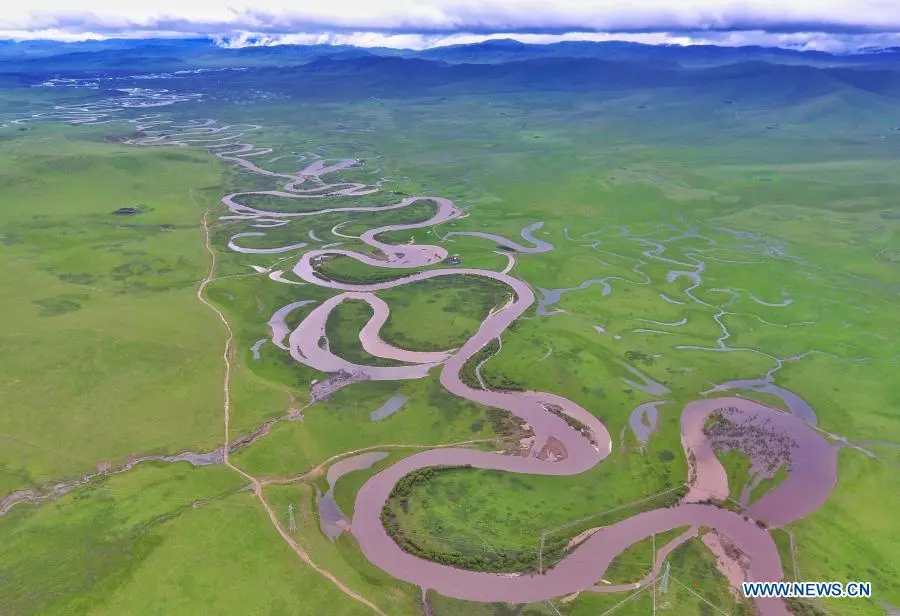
(412, 40), (899, 67)
(61, 53), (887, 107)
(3, 37), (900, 73)
(2, 36), (900, 103)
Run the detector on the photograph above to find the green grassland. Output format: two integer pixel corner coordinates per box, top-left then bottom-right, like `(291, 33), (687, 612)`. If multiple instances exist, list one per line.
(377, 276), (512, 351)
(789, 449), (900, 613)
(327, 300), (407, 367)
(715, 450), (753, 503)
(230, 376), (500, 478)
(0, 461), (377, 616)
(317, 256), (432, 283)
(323, 274), (512, 362)
(382, 425), (687, 572)
(0, 123), (228, 494)
(603, 526), (690, 584)
(263, 483), (424, 616)
(3, 64), (900, 616)
(751, 464), (788, 503)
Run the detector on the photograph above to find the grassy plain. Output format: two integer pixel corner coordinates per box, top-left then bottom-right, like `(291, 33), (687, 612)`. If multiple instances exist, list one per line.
(789, 449), (900, 613)
(4, 60), (900, 616)
(264, 482), (424, 616)
(0, 461), (383, 616)
(0, 124), (227, 493)
(230, 376), (499, 478)
(323, 275), (512, 357)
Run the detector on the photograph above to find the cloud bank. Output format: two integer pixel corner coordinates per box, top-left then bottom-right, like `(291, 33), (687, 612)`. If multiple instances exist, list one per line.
(3, 1), (900, 52)
(209, 30), (900, 54)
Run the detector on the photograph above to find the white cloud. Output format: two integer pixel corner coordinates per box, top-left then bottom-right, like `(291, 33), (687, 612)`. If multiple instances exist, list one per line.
(3, 1), (900, 51)
(4, 0), (900, 36)
(209, 29), (900, 53)
(0, 28), (194, 42)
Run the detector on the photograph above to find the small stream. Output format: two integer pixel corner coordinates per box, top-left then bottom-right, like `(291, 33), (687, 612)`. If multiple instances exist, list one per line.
(370, 395), (409, 421)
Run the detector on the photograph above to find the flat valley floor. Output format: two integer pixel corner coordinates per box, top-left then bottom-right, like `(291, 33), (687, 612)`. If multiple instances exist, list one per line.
(1, 69), (899, 616)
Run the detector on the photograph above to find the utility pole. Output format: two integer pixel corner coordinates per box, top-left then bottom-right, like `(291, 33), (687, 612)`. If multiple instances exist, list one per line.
(659, 562), (670, 595)
(288, 503), (297, 534)
(538, 533), (545, 575)
(653, 533), (657, 616)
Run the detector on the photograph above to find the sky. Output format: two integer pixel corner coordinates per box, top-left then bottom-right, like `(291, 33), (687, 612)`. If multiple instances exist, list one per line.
(4, 0), (900, 52)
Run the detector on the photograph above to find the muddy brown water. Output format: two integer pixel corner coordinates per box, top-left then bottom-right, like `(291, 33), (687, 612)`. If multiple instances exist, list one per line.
(714, 378), (818, 424)
(629, 400), (666, 446)
(318, 452), (389, 540)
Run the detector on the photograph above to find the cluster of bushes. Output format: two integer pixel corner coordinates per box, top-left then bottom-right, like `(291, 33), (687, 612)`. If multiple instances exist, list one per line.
(387, 465), (471, 513)
(380, 464), (546, 573)
(785, 598), (829, 616)
(624, 350), (655, 365)
(381, 477), (693, 575)
(486, 375), (526, 392)
(544, 404), (599, 446)
(459, 339), (525, 392)
(381, 510), (542, 573)
(661, 484), (689, 505)
(695, 493), (745, 514)
(485, 408), (529, 442)
(315, 262), (410, 284)
(459, 339), (500, 388)
(703, 411), (728, 433)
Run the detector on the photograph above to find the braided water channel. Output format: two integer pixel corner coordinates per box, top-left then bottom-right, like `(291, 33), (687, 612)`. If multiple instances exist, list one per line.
(8, 90), (840, 615)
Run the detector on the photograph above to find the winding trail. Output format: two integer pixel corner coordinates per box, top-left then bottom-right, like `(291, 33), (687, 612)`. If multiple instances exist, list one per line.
(11, 91), (841, 615)
(196, 211), (237, 469)
(199, 209), (390, 616)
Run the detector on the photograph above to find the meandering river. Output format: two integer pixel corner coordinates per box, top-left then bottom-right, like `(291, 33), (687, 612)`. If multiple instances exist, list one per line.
(10, 91), (840, 615)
